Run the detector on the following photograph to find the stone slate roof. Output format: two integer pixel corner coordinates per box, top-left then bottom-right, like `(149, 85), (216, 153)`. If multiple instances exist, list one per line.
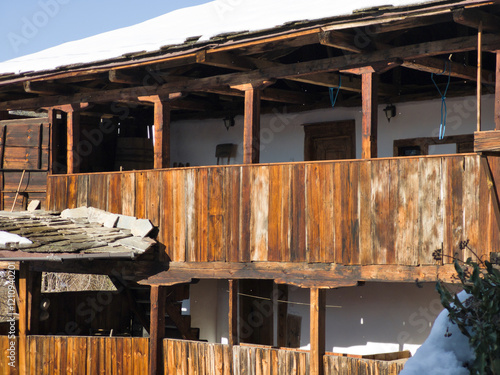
(0, 207), (156, 259)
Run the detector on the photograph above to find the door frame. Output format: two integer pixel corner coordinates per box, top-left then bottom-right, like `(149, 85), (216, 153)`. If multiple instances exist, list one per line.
(303, 120), (356, 161)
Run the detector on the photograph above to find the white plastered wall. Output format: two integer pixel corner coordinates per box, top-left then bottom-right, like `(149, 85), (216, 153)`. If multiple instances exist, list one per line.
(171, 94), (495, 165)
(190, 280), (455, 356)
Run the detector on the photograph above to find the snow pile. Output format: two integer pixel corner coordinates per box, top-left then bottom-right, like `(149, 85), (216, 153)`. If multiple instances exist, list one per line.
(0, 0), (429, 75)
(400, 291), (474, 375)
(0, 231), (32, 246)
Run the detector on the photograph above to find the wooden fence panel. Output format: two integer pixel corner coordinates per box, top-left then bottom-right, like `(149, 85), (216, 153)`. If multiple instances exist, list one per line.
(46, 154), (492, 268)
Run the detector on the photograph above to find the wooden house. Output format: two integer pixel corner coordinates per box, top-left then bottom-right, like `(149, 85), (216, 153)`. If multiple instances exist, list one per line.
(0, 0), (499, 373)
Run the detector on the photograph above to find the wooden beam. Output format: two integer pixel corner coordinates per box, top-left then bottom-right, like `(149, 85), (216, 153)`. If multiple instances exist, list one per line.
(164, 299), (197, 340)
(310, 288), (326, 375)
(67, 108), (80, 174)
(496, 51), (500, 131)
(204, 86), (313, 104)
(402, 57), (493, 85)
(109, 70), (144, 85)
(18, 262), (29, 375)
(362, 72), (378, 159)
(154, 100), (171, 169)
(149, 285), (166, 375)
(142, 262), (461, 288)
(196, 50), (256, 71)
(453, 8), (500, 33)
(229, 280), (239, 347)
(1, 34), (497, 111)
(23, 81), (73, 95)
(319, 30), (363, 53)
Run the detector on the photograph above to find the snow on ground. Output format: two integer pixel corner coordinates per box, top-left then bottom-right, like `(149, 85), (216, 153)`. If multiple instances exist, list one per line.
(400, 291), (474, 375)
(0, 0), (430, 75)
(0, 231), (32, 246)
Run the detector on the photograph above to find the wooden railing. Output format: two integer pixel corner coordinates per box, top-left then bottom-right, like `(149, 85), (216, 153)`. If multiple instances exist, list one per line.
(0, 336), (149, 374)
(0, 336), (409, 375)
(47, 154), (500, 266)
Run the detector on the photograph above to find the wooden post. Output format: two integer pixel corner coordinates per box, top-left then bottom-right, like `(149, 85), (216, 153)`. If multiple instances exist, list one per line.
(310, 288), (326, 375)
(154, 101), (171, 169)
(362, 72), (378, 159)
(277, 284), (288, 348)
(18, 262), (30, 375)
(149, 285), (166, 375)
(67, 109), (80, 174)
(477, 21), (483, 132)
(228, 280), (239, 348)
(48, 108), (59, 174)
(495, 50), (500, 131)
(243, 88), (261, 164)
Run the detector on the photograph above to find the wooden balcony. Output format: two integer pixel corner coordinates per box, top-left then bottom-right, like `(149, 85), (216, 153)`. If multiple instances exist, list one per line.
(46, 154), (500, 285)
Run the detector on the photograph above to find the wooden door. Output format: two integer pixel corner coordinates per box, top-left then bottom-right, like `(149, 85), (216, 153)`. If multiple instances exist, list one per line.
(304, 120), (355, 161)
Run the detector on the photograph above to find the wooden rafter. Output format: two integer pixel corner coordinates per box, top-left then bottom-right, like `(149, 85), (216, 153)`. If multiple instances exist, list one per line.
(1, 34), (498, 111)
(453, 8), (500, 32)
(402, 57), (494, 85)
(24, 81), (74, 95)
(319, 30), (363, 53)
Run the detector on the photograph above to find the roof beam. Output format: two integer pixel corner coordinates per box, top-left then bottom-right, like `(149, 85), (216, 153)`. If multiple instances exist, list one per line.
(402, 57), (494, 85)
(319, 30), (363, 53)
(24, 81), (74, 95)
(1, 34), (497, 111)
(453, 8), (500, 33)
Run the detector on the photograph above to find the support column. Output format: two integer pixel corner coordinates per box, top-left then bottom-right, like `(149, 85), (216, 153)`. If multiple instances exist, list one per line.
(277, 284), (288, 348)
(361, 72), (378, 159)
(67, 109), (80, 174)
(310, 288), (326, 375)
(149, 285), (166, 375)
(495, 51), (500, 130)
(243, 88), (261, 164)
(228, 280), (239, 348)
(231, 81), (273, 164)
(48, 108), (59, 174)
(153, 100), (171, 169)
(477, 22), (483, 132)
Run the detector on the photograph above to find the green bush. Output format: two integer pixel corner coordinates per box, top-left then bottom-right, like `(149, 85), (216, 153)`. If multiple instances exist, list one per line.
(436, 241), (500, 375)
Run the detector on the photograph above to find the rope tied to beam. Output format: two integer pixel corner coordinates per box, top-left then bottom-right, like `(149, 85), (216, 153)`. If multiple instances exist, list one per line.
(329, 73), (342, 109)
(431, 61), (451, 140)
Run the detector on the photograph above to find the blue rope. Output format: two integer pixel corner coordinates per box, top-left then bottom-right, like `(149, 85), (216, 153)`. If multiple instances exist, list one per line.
(329, 73), (342, 109)
(431, 61), (451, 140)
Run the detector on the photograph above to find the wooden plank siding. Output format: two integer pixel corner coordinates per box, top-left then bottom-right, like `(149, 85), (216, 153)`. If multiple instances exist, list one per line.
(0, 119), (50, 210)
(47, 154), (495, 266)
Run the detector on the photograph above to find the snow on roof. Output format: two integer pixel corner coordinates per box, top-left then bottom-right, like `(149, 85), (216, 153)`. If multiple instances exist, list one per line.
(0, 0), (432, 76)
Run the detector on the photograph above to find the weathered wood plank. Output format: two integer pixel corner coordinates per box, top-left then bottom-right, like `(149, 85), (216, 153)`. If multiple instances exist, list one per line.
(121, 173), (136, 217)
(250, 166), (269, 261)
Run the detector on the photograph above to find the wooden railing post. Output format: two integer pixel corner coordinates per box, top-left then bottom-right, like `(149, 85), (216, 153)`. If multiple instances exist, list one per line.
(310, 288), (326, 375)
(149, 285), (166, 375)
(362, 72), (378, 159)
